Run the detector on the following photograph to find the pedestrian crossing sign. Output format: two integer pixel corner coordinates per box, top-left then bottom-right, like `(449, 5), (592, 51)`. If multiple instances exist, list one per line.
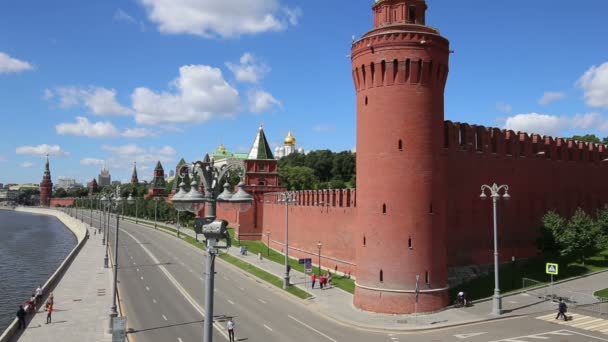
(546, 263), (558, 275)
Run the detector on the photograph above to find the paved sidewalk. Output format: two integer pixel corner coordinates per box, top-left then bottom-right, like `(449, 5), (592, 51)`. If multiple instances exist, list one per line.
(15, 223), (113, 341)
(126, 215), (608, 331)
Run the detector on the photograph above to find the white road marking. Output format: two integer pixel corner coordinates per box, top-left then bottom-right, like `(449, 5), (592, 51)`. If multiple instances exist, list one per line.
(163, 314), (168, 321)
(264, 324), (273, 331)
(140, 276), (144, 280)
(489, 330), (608, 342)
(136, 268), (140, 272)
(200, 277), (204, 281)
(257, 298), (267, 304)
(227, 300), (235, 305)
(239, 287), (245, 291)
(133, 262), (137, 265)
(288, 315), (337, 342)
(455, 332), (487, 339)
(146, 286), (150, 291)
(122, 229), (230, 341)
(178, 338), (183, 342)
(153, 299), (157, 304)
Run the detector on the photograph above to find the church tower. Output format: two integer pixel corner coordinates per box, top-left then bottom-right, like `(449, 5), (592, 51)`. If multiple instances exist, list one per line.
(40, 155), (53, 206)
(352, 0), (450, 313)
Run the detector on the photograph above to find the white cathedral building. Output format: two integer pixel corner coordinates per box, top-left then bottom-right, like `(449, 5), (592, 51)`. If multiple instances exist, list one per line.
(274, 131), (304, 159)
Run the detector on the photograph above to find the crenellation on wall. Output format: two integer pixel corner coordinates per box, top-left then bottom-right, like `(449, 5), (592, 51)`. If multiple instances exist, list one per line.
(443, 121), (608, 166)
(262, 189), (357, 208)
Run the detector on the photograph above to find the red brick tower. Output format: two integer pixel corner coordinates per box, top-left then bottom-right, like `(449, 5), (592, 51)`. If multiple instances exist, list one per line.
(145, 161), (167, 199)
(352, 0), (450, 313)
(40, 155), (53, 206)
(131, 162), (139, 184)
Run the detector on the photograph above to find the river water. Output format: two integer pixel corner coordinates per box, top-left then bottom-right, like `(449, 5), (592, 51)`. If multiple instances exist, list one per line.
(0, 210), (76, 332)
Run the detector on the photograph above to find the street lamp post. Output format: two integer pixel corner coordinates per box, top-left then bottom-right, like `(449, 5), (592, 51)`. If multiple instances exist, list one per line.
(171, 155), (253, 342)
(154, 197), (159, 229)
(101, 186), (130, 332)
(278, 191), (297, 289)
(480, 183), (510, 316)
(317, 241), (323, 277)
(89, 197), (93, 227)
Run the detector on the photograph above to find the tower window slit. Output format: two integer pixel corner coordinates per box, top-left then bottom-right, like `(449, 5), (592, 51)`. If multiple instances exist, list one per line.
(382, 203), (386, 214)
(381, 60), (386, 84)
(408, 237), (412, 249)
(393, 59), (398, 82)
(405, 59), (411, 82)
(398, 139), (403, 151)
(417, 60), (422, 83)
(363, 235), (366, 246)
(425, 271), (430, 285)
(380, 269), (384, 282)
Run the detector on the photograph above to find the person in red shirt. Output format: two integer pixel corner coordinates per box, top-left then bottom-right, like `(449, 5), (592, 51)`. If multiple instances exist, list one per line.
(311, 273), (316, 289)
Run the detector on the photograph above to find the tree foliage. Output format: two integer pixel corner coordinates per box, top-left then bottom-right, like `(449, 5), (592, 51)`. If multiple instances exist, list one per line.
(541, 208), (606, 264)
(278, 150), (356, 190)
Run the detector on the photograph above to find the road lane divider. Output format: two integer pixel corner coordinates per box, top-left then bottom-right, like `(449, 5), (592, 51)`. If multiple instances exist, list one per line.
(288, 314), (338, 342)
(121, 228), (229, 341)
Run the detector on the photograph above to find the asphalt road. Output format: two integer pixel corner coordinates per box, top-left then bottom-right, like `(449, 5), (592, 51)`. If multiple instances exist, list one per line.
(73, 208), (608, 342)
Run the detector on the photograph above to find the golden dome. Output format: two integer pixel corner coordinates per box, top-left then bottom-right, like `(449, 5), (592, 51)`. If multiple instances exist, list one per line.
(218, 144), (226, 151)
(284, 131), (296, 145)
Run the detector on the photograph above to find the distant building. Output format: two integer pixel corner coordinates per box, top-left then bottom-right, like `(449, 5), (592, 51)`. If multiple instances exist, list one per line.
(98, 166), (111, 187)
(0, 189), (18, 202)
(211, 144), (248, 168)
(55, 178), (84, 192)
(274, 131), (305, 159)
(111, 180), (121, 187)
(87, 178), (98, 194)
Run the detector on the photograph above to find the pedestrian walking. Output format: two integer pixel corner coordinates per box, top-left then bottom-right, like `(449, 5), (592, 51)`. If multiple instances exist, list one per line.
(35, 285), (43, 307)
(311, 273), (316, 289)
(227, 318), (235, 342)
(27, 294), (36, 312)
(16, 305), (26, 330)
(319, 274), (326, 289)
(46, 302), (53, 324)
(555, 298), (568, 321)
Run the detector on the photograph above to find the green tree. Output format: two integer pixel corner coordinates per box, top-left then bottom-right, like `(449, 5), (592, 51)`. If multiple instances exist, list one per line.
(53, 188), (68, 198)
(280, 166), (319, 190)
(545, 208), (602, 264)
(572, 134), (601, 144)
(603, 137), (608, 145)
(596, 206), (608, 249)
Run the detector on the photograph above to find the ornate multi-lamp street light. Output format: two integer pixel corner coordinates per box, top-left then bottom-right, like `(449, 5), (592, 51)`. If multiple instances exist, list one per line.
(101, 185), (135, 331)
(278, 191), (297, 289)
(480, 183), (510, 315)
(317, 241), (323, 277)
(171, 155), (253, 342)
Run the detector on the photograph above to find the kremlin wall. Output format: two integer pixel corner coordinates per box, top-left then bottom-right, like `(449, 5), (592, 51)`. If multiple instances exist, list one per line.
(39, 0), (608, 315)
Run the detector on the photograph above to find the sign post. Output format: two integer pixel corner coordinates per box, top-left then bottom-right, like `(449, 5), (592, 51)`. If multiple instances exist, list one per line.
(546, 263), (558, 299)
(415, 274), (420, 325)
(112, 316), (127, 342)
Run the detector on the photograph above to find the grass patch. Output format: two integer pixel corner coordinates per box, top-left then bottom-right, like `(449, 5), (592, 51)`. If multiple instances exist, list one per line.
(452, 249), (608, 302)
(228, 228), (356, 294)
(594, 288), (608, 299)
(219, 253), (311, 300)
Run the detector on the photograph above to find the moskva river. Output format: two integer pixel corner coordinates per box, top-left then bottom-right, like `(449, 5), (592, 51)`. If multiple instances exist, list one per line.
(0, 210), (76, 332)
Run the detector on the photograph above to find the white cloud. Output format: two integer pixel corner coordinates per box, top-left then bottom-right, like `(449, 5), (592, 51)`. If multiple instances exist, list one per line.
(577, 62), (608, 108)
(19, 162), (34, 168)
(132, 64), (240, 124)
(248, 90), (281, 113)
(56, 117), (119, 138)
(139, 0), (301, 38)
(114, 9), (136, 24)
(16, 144), (69, 157)
(101, 144), (177, 171)
(538, 91), (566, 105)
(504, 112), (606, 137)
(0, 52), (33, 74)
(496, 102), (512, 114)
(80, 158), (105, 167)
(122, 127), (155, 138)
(226, 53), (269, 83)
(312, 124), (336, 133)
(46, 86), (131, 115)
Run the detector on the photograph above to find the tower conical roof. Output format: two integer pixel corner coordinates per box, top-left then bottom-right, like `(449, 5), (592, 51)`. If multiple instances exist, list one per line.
(43, 155), (51, 179)
(131, 162), (139, 184)
(155, 161), (164, 171)
(247, 125), (274, 160)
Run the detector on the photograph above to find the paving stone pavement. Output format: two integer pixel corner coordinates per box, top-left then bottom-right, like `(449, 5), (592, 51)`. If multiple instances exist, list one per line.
(15, 223), (113, 342)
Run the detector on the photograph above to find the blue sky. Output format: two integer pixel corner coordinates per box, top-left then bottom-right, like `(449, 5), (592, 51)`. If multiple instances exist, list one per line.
(1, 0), (607, 184)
